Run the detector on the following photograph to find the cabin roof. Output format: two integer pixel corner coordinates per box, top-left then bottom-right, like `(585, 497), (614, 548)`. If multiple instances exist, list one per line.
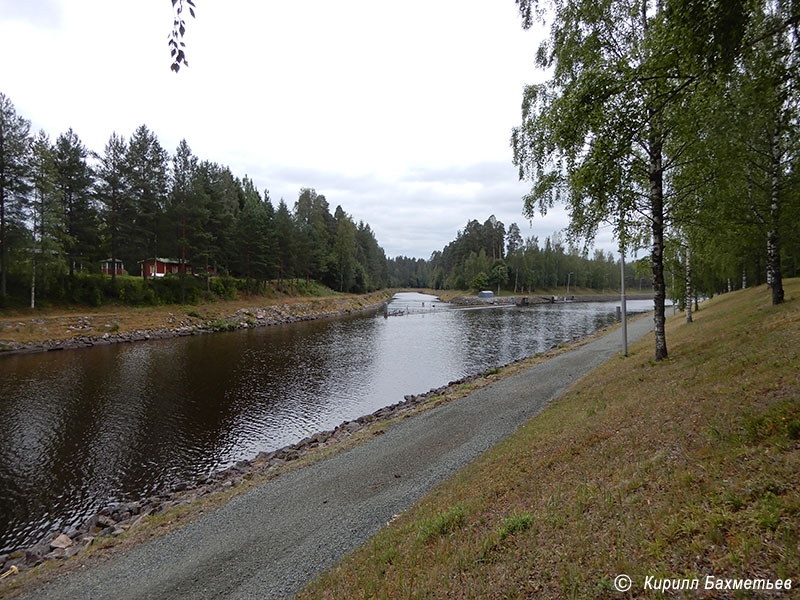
(137, 257), (184, 265)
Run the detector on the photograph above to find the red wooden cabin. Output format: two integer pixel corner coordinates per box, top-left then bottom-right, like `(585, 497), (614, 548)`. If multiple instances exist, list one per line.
(138, 258), (193, 278)
(101, 259), (124, 275)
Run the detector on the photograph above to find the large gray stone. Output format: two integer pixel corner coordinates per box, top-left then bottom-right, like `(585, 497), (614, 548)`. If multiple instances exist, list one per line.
(49, 534), (73, 550)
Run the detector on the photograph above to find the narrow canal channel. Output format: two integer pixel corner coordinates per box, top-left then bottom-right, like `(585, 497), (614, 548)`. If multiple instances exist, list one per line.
(0, 293), (655, 553)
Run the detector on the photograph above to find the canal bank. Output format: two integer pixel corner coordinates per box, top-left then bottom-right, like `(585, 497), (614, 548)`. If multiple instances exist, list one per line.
(449, 292), (655, 306)
(6, 310), (655, 600)
(0, 291), (392, 358)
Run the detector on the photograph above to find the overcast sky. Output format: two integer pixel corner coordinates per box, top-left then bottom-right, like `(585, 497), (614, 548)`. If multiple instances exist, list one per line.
(0, 0), (620, 259)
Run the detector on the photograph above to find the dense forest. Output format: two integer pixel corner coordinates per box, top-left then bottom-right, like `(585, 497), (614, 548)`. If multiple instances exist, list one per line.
(389, 215), (653, 294)
(0, 100), (389, 306)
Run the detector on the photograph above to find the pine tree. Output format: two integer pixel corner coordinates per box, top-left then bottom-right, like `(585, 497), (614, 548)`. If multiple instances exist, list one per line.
(332, 206), (358, 292)
(29, 131), (61, 307)
(293, 188), (334, 284)
(194, 161), (239, 278)
(0, 92), (31, 300)
(236, 182), (275, 293)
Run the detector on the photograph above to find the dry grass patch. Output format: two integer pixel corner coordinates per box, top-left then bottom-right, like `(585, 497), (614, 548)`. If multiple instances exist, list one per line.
(0, 290), (391, 345)
(299, 281), (800, 599)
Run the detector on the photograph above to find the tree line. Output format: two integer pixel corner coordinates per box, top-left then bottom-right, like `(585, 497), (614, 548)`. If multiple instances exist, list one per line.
(388, 215), (653, 294)
(512, 0), (800, 360)
(0, 93), (389, 307)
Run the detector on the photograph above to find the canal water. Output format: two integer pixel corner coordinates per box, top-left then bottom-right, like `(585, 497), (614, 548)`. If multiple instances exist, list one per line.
(0, 293), (655, 553)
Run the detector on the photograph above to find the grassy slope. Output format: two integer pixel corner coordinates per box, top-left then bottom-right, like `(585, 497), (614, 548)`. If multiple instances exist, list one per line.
(299, 280), (800, 599)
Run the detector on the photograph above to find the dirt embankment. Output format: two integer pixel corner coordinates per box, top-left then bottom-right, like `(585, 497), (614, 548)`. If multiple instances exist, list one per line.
(0, 291), (392, 357)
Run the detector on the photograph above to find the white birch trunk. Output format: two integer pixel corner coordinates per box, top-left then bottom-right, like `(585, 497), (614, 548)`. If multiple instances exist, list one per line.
(685, 245), (692, 324)
(767, 128), (784, 304)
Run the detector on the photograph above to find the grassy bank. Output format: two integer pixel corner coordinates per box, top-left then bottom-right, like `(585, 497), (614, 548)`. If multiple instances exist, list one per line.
(0, 288), (391, 346)
(299, 280), (800, 599)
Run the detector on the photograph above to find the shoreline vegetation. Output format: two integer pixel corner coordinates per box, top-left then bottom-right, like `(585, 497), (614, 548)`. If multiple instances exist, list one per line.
(0, 291), (644, 597)
(297, 280), (799, 599)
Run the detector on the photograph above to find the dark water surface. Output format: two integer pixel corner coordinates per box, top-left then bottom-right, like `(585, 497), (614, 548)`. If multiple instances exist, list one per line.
(0, 293), (654, 552)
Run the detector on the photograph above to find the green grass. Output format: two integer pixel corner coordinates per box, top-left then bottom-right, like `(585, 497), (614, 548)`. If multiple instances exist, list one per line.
(204, 319), (237, 331)
(299, 280), (800, 599)
(417, 504), (468, 543)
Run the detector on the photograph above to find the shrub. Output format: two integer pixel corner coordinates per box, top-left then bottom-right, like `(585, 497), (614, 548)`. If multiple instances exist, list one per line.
(210, 277), (239, 301)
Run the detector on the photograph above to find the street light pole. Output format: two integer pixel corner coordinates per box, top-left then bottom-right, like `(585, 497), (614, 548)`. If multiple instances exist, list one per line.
(621, 253), (628, 356)
(566, 272), (573, 299)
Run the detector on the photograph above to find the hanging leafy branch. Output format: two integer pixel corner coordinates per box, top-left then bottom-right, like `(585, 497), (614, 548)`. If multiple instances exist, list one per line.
(168, 0), (196, 73)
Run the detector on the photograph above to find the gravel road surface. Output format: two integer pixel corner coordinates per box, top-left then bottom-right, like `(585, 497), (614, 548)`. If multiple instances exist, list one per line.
(27, 316), (653, 600)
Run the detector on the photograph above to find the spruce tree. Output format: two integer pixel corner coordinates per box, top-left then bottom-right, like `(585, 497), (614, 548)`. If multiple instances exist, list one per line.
(96, 133), (129, 284)
(54, 129), (97, 279)
(126, 125), (169, 277)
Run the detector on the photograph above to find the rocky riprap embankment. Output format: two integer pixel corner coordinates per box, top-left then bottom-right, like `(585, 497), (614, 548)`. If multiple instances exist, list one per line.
(0, 350), (543, 580)
(449, 296), (517, 306)
(0, 300), (385, 358)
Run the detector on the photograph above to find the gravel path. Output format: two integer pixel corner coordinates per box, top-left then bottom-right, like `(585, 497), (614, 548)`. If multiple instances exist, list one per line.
(27, 316), (653, 600)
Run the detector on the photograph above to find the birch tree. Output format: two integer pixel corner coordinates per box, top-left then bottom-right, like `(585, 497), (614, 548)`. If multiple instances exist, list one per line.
(668, 0), (799, 304)
(512, 0), (695, 360)
(733, 4), (798, 305)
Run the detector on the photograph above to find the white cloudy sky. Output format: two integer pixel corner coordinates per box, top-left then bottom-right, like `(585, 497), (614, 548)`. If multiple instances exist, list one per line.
(0, 0), (618, 258)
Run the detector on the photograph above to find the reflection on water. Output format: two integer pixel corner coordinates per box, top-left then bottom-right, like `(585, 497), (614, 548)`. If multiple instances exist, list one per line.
(0, 292), (653, 552)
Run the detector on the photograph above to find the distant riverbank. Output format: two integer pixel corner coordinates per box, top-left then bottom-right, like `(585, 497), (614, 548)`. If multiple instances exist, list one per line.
(0, 291), (392, 357)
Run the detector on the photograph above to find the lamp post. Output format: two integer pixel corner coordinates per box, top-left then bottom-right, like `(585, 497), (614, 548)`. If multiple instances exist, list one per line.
(621, 253), (628, 356)
(566, 272), (573, 299)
